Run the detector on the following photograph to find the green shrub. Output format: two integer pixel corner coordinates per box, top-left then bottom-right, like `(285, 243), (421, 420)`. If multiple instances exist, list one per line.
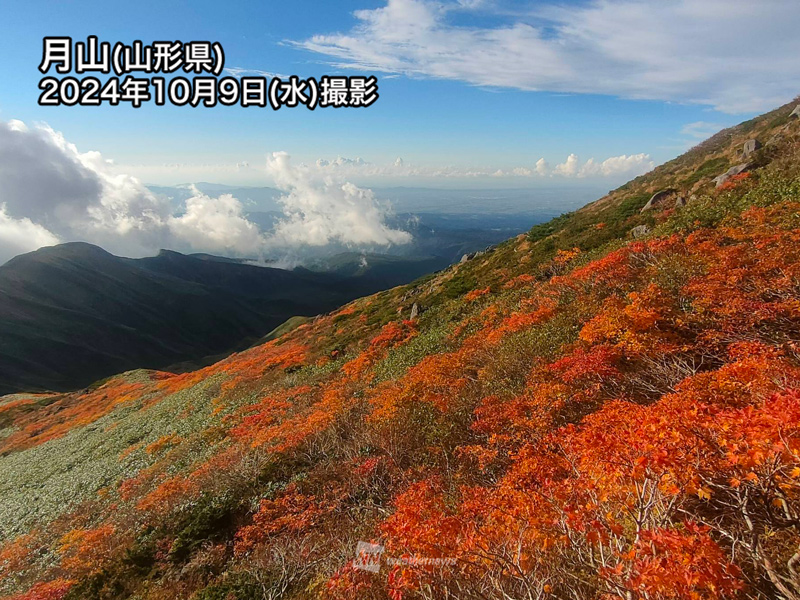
(192, 574), (263, 600)
(684, 157), (729, 186)
(169, 492), (240, 563)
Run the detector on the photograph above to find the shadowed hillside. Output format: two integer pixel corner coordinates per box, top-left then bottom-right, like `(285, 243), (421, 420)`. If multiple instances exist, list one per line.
(0, 244), (436, 395)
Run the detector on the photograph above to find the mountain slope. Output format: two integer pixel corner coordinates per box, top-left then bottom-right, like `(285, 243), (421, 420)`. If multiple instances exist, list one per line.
(305, 251), (449, 288)
(1, 99), (799, 600)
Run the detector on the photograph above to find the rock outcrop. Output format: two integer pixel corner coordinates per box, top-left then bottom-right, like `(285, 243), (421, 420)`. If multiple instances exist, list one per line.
(640, 189), (677, 212)
(713, 162), (752, 188)
(742, 139), (762, 158)
(410, 302), (419, 320)
(631, 224), (650, 238)
(460, 250), (486, 264)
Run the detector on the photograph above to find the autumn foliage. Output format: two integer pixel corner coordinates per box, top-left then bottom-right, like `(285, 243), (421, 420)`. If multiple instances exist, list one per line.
(2, 111), (800, 600)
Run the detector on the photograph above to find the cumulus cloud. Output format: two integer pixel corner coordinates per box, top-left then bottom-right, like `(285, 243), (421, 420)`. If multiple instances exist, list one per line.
(296, 0), (800, 113)
(169, 189), (266, 256)
(0, 121), (263, 264)
(0, 119), (105, 226)
(0, 205), (60, 263)
(553, 153), (580, 177)
(0, 118), (169, 261)
(266, 152), (411, 247)
(535, 158), (550, 176)
(0, 120), (416, 265)
(574, 153), (654, 178)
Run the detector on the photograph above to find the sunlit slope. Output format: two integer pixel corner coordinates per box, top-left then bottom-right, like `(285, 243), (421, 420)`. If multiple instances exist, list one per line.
(0, 98), (799, 600)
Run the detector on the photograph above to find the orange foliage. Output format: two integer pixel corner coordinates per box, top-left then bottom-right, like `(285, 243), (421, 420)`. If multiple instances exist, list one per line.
(59, 525), (118, 578)
(464, 287), (490, 302)
(341, 320), (418, 381)
(136, 474), (198, 514)
(503, 273), (536, 289)
(145, 432), (182, 456)
(579, 282), (680, 355)
(354, 206), (800, 598)
(0, 534), (36, 580)
(484, 296), (558, 343)
(554, 247), (581, 265)
(718, 171), (752, 191)
(0, 380), (147, 453)
(3, 579), (74, 600)
(612, 523), (744, 598)
(153, 340), (309, 399)
(234, 484), (336, 555)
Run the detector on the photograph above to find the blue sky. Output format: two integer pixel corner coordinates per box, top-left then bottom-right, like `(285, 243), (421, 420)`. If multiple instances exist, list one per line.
(3, 0), (795, 188)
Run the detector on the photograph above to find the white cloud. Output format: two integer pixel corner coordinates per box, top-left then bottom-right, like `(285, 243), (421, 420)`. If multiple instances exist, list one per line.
(0, 204), (60, 263)
(553, 153), (580, 177)
(316, 156), (368, 168)
(309, 152), (654, 180)
(0, 120), (266, 263)
(576, 153), (654, 178)
(0, 118), (654, 264)
(535, 158), (550, 176)
(169, 188), (266, 255)
(0, 120), (418, 264)
(266, 151), (411, 247)
(0, 118), (165, 261)
(296, 0), (800, 113)
(669, 120), (730, 150)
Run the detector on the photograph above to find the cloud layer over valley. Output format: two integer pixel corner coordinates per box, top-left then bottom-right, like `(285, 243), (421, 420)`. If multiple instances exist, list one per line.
(0, 120), (411, 264)
(0, 118), (657, 264)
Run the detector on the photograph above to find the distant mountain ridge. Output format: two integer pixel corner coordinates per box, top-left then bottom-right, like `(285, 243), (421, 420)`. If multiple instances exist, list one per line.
(0, 242), (436, 395)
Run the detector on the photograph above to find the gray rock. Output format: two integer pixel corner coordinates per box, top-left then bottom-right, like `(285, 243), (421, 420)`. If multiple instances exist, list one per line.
(742, 139), (762, 158)
(640, 189), (676, 212)
(728, 162), (752, 176)
(791, 105), (800, 119)
(460, 254), (469, 264)
(713, 174), (731, 188)
(410, 302), (419, 320)
(714, 162), (752, 188)
(631, 224), (650, 238)
(675, 196), (687, 208)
